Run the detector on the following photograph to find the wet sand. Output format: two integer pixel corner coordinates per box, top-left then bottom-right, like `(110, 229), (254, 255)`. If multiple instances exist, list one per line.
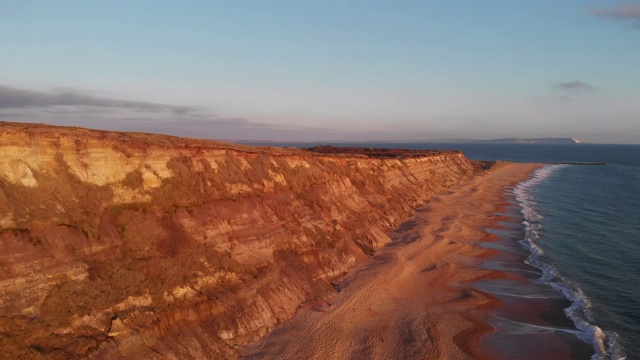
(240, 162), (578, 360)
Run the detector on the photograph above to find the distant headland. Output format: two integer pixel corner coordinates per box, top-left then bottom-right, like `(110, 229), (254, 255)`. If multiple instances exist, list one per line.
(397, 137), (584, 145)
(463, 137), (583, 144)
(232, 137), (584, 145)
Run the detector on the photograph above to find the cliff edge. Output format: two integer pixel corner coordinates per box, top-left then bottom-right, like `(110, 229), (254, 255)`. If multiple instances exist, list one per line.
(0, 122), (485, 359)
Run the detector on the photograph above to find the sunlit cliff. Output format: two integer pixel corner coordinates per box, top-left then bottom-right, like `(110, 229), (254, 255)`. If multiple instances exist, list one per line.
(0, 122), (486, 359)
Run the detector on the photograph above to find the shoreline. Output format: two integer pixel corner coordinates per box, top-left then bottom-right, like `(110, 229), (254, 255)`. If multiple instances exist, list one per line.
(471, 193), (594, 360)
(475, 167), (598, 360)
(240, 162), (555, 359)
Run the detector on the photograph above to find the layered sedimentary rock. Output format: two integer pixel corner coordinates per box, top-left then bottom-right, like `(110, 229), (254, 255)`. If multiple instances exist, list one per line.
(0, 122), (484, 359)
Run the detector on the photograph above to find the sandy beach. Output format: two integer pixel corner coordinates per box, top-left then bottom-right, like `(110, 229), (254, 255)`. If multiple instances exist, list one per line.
(241, 162), (543, 360)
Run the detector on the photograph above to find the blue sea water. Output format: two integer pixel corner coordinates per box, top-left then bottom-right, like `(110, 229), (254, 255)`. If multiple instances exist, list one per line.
(245, 142), (639, 359)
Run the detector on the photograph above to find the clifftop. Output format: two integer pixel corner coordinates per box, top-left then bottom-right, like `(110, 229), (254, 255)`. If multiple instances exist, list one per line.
(0, 121), (486, 359)
(307, 145), (460, 158)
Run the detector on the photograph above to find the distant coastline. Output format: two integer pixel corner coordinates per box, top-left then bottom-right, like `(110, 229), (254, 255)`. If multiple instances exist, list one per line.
(460, 137), (583, 144)
(232, 137), (584, 145)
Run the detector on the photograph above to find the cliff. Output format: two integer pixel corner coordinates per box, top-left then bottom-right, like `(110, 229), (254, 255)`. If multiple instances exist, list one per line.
(0, 122), (485, 359)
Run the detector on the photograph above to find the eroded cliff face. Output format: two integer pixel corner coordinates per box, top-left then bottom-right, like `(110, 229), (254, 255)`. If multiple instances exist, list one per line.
(0, 122), (483, 359)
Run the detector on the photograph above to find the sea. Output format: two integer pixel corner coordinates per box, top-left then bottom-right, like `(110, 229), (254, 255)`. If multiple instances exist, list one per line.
(243, 142), (639, 360)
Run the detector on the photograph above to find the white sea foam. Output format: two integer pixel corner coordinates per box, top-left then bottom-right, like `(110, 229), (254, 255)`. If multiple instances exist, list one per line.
(513, 165), (626, 360)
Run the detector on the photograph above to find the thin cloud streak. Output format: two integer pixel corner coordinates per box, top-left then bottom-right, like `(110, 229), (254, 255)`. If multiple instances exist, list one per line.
(0, 85), (196, 114)
(588, 2), (640, 26)
(554, 80), (595, 92)
(0, 84), (359, 141)
(0, 109), (389, 142)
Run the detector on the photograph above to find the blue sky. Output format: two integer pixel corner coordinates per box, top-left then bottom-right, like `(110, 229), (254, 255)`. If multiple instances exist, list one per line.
(1, 1), (639, 143)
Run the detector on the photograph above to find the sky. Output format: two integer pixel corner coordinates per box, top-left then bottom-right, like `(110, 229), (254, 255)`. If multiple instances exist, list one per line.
(1, 1), (639, 143)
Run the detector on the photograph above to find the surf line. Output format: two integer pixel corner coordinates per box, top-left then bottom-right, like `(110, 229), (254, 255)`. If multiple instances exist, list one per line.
(515, 165), (610, 359)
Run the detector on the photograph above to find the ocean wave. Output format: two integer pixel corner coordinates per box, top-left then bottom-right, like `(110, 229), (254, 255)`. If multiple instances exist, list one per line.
(514, 165), (626, 360)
